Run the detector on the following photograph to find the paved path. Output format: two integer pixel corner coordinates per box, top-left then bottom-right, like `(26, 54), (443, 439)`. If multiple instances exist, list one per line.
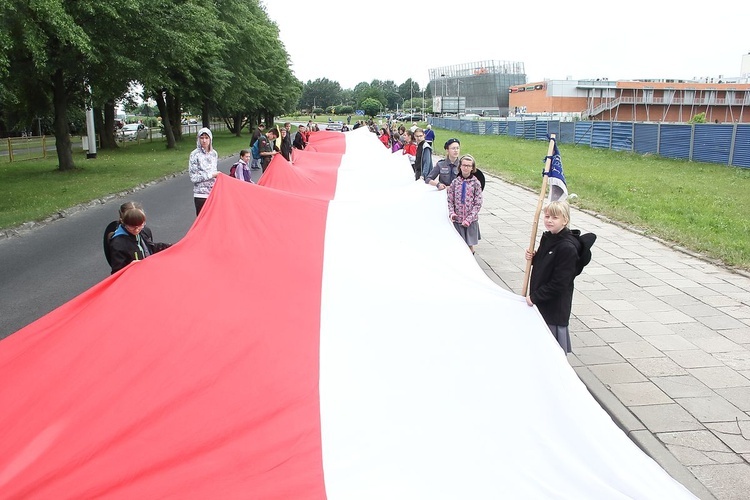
(475, 173), (750, 500)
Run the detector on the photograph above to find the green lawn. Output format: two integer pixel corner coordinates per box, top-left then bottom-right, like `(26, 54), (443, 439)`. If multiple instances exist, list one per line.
(452, 131), (750, 270)
(2, 128), (749, 271)
(0, 132), (251, 229)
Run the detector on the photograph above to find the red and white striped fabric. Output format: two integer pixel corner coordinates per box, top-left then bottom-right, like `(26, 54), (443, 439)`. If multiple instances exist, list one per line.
(0, 128), (694, 499)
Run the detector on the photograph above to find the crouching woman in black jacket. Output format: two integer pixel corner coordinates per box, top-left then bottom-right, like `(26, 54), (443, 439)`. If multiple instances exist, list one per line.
(108, 204), (170, 274)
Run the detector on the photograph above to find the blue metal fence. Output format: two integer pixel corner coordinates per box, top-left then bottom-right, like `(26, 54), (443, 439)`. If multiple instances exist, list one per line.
(430, 118), (750, 168)
(733, 125), (750, 168)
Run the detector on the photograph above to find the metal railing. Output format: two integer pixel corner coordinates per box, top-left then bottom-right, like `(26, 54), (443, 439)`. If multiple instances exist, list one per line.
(583, 96), (750, 118)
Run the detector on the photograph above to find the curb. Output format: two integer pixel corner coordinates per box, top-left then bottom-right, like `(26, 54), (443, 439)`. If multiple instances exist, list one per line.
(0, 171), (185, 241)
(572, 363), (716, 500)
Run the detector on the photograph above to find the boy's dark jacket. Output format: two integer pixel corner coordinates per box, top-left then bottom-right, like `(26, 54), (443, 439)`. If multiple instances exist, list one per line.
(107, 224), (170, 274)
(529, 227), (582, 326)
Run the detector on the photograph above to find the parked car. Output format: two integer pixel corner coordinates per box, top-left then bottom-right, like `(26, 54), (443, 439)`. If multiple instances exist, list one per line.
(119, 123), (148, 141)
(399, 113), (424, 122)
(326, 121), (343, 132)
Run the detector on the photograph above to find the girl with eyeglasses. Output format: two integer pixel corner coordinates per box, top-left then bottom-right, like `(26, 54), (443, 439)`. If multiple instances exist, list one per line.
(447, 154), (483, 254)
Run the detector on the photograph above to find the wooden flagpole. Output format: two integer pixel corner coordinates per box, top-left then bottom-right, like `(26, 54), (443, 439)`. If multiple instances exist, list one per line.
(521, 133), (557, 296)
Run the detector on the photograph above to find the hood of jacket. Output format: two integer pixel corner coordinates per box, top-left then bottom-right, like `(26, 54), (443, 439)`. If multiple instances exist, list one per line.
(196, 127), (213, 152)
(544, 227), (581, 252)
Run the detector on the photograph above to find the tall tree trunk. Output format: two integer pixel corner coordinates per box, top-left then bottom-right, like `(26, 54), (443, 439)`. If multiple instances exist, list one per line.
(98, 100), (118, 149)
(202, 99), (210, 128)
(167, 92), (181, 142)
(233, 112), (243, 136)
(155, 90), (176, 149)
(264, 112), (274, 129)
(52, 69), (75, 171)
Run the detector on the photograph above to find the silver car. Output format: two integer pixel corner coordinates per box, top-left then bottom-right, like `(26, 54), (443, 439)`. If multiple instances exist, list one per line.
(119, 123), (148, 141)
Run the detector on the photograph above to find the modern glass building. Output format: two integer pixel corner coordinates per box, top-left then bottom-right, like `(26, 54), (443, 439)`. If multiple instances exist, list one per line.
(428, 60), (526, 117)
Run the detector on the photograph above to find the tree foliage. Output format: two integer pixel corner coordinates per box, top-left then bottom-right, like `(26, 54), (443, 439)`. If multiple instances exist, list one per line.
(0, 0), (431, 166)
(301, 78), (426, 114)
(1, 0), (129, 169)
(0, 0), (300, 164)
(300, 78), (342, 111)
(360, 98), (381, 118)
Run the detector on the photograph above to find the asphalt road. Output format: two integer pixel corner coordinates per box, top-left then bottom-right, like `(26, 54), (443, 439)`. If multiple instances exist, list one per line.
(0, 154), (243, 340)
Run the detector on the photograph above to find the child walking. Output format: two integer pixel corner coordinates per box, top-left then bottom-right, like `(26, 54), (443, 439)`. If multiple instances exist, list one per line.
(447, 154), (483, 253)
(525, 200), (581, 353)
(231, 150), (254, 183)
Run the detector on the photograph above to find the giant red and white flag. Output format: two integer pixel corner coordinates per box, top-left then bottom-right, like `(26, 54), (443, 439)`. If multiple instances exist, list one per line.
(0, 128), (694, 498)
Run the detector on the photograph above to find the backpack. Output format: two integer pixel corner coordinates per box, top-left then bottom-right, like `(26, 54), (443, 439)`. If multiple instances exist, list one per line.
(250, 140), (261, 160)
(570, 229), (597, 276)
(229, 161), (239, 178)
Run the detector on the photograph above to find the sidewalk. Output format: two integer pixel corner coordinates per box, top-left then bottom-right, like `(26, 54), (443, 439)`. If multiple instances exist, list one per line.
(475, 174), (750, 500)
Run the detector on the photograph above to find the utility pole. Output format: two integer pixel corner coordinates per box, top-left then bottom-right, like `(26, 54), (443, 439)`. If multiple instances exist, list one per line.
(457, 79), (463, 118)
(84, 84), (97, 159)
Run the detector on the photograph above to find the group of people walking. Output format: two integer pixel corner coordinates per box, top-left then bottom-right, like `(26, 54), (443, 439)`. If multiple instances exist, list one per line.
(384, 124), (582, 354)
(107, 121), (583, 354)
(189, 122), (316, 202)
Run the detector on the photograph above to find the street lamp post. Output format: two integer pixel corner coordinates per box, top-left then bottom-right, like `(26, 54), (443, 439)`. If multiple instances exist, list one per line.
(457, 79), (464, 118)
(440, 73), (448, 116)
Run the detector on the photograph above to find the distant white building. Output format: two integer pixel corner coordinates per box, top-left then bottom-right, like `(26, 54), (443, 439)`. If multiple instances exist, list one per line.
(741, 53), (750, 80)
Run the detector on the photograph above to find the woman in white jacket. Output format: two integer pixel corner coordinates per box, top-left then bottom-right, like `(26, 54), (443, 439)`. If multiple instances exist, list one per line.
(188, 127), (219, 216)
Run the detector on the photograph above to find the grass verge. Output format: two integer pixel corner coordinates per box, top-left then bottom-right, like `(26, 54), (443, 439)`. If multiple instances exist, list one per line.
(450, 131), (750, 270)
(0, 132), (251, 229)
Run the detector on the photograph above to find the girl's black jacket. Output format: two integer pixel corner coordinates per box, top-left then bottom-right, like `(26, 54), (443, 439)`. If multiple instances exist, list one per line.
(108, 227), (170, 274)
(529, 227), (581, 326)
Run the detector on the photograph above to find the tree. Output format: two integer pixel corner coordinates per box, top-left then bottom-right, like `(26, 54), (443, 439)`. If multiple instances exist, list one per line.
(300, 78), (342, 111)
(398, 79), (421, 102)
(2, 1), (100, 170)
(360, 98), (381, 118)
(339, 89), (355, 107)
(209, 0), (273, 136)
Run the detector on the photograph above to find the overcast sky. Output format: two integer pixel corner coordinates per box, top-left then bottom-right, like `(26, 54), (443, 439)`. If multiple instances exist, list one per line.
(263, 0), (748, 90)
